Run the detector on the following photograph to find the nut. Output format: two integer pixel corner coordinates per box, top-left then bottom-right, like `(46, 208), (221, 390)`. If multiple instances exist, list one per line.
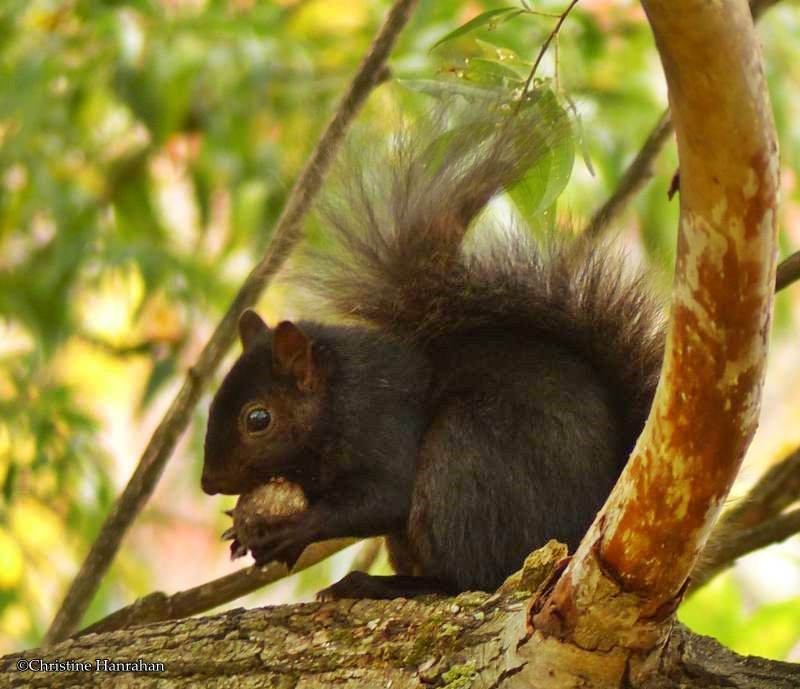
(230, 478), (308, 552)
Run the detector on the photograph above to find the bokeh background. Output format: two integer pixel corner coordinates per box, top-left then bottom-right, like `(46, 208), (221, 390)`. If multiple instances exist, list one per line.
(1, 0), (799, 659)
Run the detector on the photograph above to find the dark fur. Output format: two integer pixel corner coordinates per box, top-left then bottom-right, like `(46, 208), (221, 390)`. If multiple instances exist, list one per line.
(203, 104), (665, 596)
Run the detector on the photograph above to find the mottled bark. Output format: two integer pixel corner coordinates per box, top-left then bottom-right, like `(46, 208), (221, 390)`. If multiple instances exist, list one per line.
(2, 590), (798, 689)
(521, 0), (781, 685)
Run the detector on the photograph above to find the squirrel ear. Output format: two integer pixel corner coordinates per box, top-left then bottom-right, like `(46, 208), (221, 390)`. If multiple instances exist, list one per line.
(272, 321), (319, 391)
(238, 309), (269, 351)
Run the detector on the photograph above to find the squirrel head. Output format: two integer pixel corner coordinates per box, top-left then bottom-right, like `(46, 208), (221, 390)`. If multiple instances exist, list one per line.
(201, 310), (328, 495)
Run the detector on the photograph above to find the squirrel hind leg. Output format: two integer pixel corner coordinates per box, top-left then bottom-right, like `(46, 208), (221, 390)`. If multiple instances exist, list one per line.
(316, 572), (454, 601)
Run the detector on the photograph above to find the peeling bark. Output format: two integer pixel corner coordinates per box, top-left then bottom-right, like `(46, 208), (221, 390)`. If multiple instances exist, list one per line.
(596, 0), (780, 602)
(520, 0), (780, 684)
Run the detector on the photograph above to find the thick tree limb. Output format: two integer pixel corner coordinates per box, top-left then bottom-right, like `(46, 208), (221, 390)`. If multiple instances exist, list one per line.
(74, 441), (800, 637)
(2, 588), (798, 688)
(71, 444), (800, 636)
(42, 0), (419, 647)
(594, 0), (778, 596)
(525, 0), (780, 684)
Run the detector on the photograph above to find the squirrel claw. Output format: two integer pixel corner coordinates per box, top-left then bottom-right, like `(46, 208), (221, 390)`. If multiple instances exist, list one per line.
(221, 526), (237, 541)
(230, 539), (248, 560)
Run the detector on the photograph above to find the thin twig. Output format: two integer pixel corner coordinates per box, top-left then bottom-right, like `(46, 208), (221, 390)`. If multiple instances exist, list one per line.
(690, 508), (800, 594)
(77, 538), (384, 636)
(518, 0), (580, 102)
(718, 446), (800, 529)
(776, 250), (800, 292)
(76, 539), (357, 637)
(583, 110), (673, 239)
(43, 0), (419, 647)
(689, 446), (800, 592)
(351, 538), (384, 573)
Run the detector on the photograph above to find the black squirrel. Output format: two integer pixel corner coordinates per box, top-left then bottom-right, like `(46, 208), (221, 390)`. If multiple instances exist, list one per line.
(201, 102), (664, 599)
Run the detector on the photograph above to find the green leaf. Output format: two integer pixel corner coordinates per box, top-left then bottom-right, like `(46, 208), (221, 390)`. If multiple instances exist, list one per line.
(402, 83), (574, 228)
(507, 91), (575, 227)
(430, 8), (523, 51)
(475, 39), (528, 66)
(463, 57), (525, 86)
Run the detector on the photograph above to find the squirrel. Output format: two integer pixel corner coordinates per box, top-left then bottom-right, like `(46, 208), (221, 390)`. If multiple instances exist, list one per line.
(201, 101), (665, 599)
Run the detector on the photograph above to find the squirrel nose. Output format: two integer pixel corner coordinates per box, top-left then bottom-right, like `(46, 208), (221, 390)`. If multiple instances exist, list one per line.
(201, 471), (219, 495)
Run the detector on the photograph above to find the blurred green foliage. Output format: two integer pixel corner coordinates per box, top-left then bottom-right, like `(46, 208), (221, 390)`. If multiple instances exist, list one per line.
(680, 568), (800, 661)
(0, 0), (798, 657)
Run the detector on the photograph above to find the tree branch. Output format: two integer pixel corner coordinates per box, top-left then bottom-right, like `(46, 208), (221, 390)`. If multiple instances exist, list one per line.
(75, 537), (383, 637)
(688, 446), (800, 591)
(712, 446), (800, 530)
(3, 586), (799, 688)
(607, 0), (778, 596)
(76, 438), (800, 636)
(583, 109), (673, 239)
(690, 508), (800, 594)
(519, 0), (580, 101)
(526, 0), (780, 682)
(75, 539), (356, 637)
(42, 0), (419, 647)
(776, 250), (800, 292)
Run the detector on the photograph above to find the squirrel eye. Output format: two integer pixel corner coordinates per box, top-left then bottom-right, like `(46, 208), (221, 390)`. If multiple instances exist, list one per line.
(245, 407), (272, 434)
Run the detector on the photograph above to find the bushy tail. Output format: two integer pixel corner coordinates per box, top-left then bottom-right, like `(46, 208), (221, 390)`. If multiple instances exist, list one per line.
(299, 102), (665, 441)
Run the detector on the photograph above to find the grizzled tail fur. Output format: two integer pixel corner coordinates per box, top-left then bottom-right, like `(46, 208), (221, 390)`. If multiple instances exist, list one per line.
(299, 100), (665, 445)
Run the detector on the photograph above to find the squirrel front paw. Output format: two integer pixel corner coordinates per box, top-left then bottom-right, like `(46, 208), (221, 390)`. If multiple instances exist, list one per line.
(223, 479), (311, 565)
(222, 515), (311, 568)
(247, 512), (319, 569)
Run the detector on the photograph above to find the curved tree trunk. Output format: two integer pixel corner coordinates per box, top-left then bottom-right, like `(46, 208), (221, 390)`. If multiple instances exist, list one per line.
(523, 0), (780, 684)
